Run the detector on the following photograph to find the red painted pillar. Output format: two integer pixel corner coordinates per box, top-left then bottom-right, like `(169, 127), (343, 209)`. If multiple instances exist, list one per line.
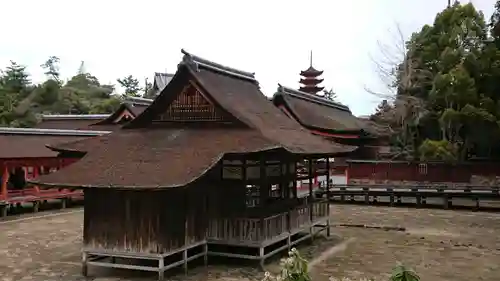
(32, 166), (40, 194)
(1, 166), (9, 200)
(33, 166), (39, 178)
(345, 165), (350, 185)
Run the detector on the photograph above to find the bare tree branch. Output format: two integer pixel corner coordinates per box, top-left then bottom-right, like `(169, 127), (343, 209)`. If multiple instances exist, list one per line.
(364, 22), (435, 160)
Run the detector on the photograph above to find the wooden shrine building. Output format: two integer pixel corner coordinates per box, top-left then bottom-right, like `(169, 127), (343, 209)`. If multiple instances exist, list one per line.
(124, 96), (154, 106)
(36, 97), (152, 131)
(35, 114), (109, 130)
(87, 102), (150, 131)
(272, 85), (387, 159)
(151, 72), (175, 97)
(30, 49), (354, 279)
(0, 127), (110, 216)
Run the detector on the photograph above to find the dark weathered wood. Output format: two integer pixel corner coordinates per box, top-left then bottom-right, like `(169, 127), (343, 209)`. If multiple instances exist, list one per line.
(325, 157), (331, 237)
(207, 201), (328, 244)
(308, 158), (314, 239)
(155, 83), (230, 122)
(81, 151), (336, 277)
(83, 187), (208, 255)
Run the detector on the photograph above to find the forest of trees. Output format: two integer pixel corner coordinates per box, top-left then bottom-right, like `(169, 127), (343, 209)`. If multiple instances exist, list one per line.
(370, 1), (500, 162)
(0, 57), (151, 127)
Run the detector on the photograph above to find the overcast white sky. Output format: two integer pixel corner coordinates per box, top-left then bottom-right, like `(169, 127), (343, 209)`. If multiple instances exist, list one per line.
(0, 0), (496, 115)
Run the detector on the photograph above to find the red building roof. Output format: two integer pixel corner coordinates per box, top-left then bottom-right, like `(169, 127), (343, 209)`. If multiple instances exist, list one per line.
(35, 114), (109, 130)
(0, 128), (109, 159)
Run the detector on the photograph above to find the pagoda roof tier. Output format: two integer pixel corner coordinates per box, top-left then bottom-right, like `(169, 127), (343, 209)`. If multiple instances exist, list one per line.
(299, 86), (325, 95)
(273, 85), (367, 135)
(31, 49), (355, 189)
(299, 78), (324, 85)
(300, 66), (323, 77)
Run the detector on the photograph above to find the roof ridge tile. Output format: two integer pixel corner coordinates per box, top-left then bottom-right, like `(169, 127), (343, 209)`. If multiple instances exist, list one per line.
(277, 84), (350, 113)
(180, 49), (257, 83)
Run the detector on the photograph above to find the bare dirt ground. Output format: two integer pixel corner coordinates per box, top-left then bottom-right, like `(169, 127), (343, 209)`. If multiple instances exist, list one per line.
(314, 205), (500, 281)
(0, 205), (499, 281)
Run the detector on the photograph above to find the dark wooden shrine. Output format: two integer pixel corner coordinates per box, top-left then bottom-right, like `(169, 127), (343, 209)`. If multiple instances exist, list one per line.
(31, 50), (353, 280)
(273, 85), (387, 159)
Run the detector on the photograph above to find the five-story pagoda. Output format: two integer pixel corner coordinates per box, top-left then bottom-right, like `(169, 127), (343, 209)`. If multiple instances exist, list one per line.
(299, 51), (324, 95)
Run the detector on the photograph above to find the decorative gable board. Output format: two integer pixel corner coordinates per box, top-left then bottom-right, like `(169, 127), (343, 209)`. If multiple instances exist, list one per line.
(154, 82), (231, 122)
(112, 110), (134, 124)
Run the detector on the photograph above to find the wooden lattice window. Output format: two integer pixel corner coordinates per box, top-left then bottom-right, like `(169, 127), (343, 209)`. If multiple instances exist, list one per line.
(418, 163), (428, 175)
(155, 83), (229, 122)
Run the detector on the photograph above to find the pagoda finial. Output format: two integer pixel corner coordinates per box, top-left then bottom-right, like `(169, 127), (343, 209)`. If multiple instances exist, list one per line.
(300, 50), (324, 95)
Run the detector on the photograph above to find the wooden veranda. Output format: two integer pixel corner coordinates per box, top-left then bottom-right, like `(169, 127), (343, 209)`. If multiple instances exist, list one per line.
(206, 153), (332, 266)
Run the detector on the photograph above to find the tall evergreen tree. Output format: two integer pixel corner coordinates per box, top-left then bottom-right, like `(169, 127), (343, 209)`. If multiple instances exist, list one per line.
(117, 75), (142, 97)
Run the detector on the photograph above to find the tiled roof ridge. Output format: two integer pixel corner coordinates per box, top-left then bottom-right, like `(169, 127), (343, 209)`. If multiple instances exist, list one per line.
(91, 103), (131, 126)
(123, 96), (154, 106)
(276, 84), (351, 113)
(0, 127), (110, 136)
(155, 72), (174, 77)
(41, 114), (110, 120)
(179, 49), (257, 83)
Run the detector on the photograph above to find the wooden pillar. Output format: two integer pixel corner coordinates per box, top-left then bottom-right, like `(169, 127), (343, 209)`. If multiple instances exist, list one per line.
(183, 249), (188, 275)
(345, 163), (350, 184)
(203, 243), (208, 266)
(284, 159), (292, 251)
(0, 165), (8, 201)
(308, 159), (314, 200)
(308, 158), (314, 240)
(292, 160), (298, 199)
(279, 159), (285, 199)
(0, 165), (8, 217)
(32, 166), (40, 193)
(259, 155), (267, 241)
(181, 187), (189, 274)
(81, 252), (88, 277)
(158, 257), (164, 280)
(325, 157), (331, 237)
(242, 157), (247, 199)
(283, 161), (289, 199)
(258, 154), (267, 268)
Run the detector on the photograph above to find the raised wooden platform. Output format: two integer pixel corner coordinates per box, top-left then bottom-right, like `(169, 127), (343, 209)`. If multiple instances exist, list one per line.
(207, 201), (330, 267)
(319, 185), (500, 210)
(81, 201), (330, 280)
(0, 188), (83, 217)
(82, 240), (207, 280)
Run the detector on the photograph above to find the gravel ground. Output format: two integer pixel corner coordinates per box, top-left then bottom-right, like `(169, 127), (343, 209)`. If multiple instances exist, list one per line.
(1, 205), (499, 281)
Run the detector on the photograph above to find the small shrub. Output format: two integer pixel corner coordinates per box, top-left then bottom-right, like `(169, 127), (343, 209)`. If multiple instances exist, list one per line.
(262, 248), (311, 281)
(389, 264), (420, 281)
(262, 249), (420, 281)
